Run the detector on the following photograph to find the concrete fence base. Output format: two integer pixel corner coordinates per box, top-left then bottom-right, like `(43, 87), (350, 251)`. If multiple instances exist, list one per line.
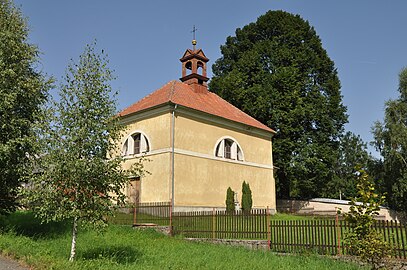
(185, 238), (269, 250)
(133, 225), (172, 236)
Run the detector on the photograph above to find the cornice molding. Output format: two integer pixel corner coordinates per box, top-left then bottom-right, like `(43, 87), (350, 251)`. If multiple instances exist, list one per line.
(120, 102), (274, 140)
(175, 105), (274, 140)
(124, 147), (274, 170)
(120, 104), (172, 125)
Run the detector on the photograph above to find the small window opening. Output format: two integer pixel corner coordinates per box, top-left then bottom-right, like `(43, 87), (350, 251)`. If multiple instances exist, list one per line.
(185, 61), (192, 75)
(133, 133), (141, 154)
(122, 132), (150, 157)
(224, 140), (232, 159)
(197, 62), (204, 75)
(215, 138), (244, 161)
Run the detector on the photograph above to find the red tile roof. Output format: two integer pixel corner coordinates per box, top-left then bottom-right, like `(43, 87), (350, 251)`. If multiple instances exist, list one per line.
(120, 80), (275, 133)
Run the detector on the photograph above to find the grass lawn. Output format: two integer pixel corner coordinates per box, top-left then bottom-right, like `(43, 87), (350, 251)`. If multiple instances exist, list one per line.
(0, 212), (367, 270)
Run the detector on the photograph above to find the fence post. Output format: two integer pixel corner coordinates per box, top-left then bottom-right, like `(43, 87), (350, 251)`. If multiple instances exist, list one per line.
(267, 206), (271, 250)
(169, 201), (173, 236)
(133, 205), (137, 226)
(212, 208), (216, 239)
(335, 211), (341, 255)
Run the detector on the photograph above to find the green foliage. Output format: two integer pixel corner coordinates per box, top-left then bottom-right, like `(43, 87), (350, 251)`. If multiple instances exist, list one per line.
(241, 181), (252, 213)
(345, 230), (388, 270)
(372, 67), (407, 212)
(342, 169), (388, 269)
(225, 187), (235, 213)
(330, 132), (372, 199)
(23, 42), (145, 260)
(0, 214), (366, 270)
(210, 10), (347, 199)
(0, 0), (51, 214)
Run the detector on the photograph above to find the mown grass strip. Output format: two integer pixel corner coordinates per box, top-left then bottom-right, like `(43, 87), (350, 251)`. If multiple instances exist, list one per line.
(0, 212), (367, 270)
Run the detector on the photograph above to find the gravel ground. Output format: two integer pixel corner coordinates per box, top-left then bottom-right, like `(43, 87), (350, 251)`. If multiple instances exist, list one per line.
(0, 255), (29, 270)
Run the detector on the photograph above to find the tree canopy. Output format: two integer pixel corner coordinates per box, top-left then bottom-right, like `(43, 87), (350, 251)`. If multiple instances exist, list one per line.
(372, 67), (407, 212)
(25, 42), (145, 261)
(0, 0), (51, 214)
(210, 10), (347, 199)
(329, 131), (371, 199)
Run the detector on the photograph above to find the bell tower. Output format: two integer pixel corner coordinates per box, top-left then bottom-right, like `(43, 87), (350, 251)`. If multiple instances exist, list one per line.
(180, 37), (209, 93)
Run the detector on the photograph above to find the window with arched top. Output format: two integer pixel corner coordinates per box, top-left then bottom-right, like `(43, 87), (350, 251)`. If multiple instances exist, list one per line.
(197, 61), (204, 75)
(122, 132), (150, 156)
(215, 138), (244, 161)
(185, 61), (192, 75)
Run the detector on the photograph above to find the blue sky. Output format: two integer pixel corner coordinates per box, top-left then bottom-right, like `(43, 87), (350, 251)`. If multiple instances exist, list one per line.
(14, 1), (407, 156)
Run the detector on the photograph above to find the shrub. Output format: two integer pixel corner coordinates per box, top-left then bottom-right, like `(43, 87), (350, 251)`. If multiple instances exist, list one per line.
(241, 181), (252, 214)
(225, 187), (235, 213)
(342, 168), (388, 270)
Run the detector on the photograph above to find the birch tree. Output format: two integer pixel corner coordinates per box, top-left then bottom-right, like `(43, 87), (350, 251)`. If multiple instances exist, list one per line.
(26, 42), (144, 261)
(372, 67), (407, 213)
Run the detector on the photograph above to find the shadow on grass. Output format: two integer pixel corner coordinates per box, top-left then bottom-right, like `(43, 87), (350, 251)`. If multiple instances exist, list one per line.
(0, 211), (71, 239)
(80, 246), (142, 264)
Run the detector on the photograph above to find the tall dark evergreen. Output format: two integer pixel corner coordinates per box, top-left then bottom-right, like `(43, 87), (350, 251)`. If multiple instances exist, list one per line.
(210, 10), (347, 199)
(0, 0), (51, 214)
(372, 67), (407, 213)
(225, 187), (235, 213)
(241, 181), (252, 213)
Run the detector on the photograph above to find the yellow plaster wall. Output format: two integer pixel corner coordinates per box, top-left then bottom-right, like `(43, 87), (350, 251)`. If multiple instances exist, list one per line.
(120, 112), (172, 203)
(122, 152), (171, 203)
(121, 112), (172, 150)
(174, 154), (275, 209)
(119, 108), (275, 209)
(174, 114), (272, 166)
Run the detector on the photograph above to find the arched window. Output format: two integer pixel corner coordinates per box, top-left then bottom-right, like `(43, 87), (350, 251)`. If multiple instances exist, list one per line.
(215, 138), (244, 161)
(197, 61), (204, 75)
(122, 132), (150, 156)
(185, 61), (192, 75)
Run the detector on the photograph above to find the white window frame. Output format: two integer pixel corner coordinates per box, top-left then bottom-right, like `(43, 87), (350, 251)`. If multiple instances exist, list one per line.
(122, 130), (151, 156)
(214, 136), (244, 161)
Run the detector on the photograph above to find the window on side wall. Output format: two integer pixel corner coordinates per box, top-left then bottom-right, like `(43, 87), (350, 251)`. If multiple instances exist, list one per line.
(215, 138), (243, 161)
(122, 132), (150, 156)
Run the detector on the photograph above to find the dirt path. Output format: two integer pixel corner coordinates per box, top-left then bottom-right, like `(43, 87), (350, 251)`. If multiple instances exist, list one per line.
(0, 255), (29, 270)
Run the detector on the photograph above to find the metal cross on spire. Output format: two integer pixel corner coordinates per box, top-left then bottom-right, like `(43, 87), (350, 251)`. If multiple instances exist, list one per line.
(191, 25), (198, 50)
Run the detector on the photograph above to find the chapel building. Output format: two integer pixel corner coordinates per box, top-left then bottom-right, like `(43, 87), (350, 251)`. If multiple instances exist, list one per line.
(119, 41), (276, 212)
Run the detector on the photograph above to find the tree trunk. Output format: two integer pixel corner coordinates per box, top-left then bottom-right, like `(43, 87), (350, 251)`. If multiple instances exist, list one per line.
(69, 217), (78, 261)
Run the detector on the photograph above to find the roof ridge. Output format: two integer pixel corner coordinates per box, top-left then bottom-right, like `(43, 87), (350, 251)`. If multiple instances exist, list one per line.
(119, 81), (174, 115)
(120, 80), (274, 133)
(168, 80), (177, 102)
(208, 91), (263, 123)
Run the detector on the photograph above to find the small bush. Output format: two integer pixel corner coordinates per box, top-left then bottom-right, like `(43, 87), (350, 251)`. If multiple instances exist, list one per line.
(342, 168), (388, 270)
(225, 187), (235, 213)
(241, 181), (252, 214)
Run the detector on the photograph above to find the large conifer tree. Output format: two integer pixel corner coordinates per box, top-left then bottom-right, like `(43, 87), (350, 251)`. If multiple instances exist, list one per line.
(210, 10), (347, 199)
